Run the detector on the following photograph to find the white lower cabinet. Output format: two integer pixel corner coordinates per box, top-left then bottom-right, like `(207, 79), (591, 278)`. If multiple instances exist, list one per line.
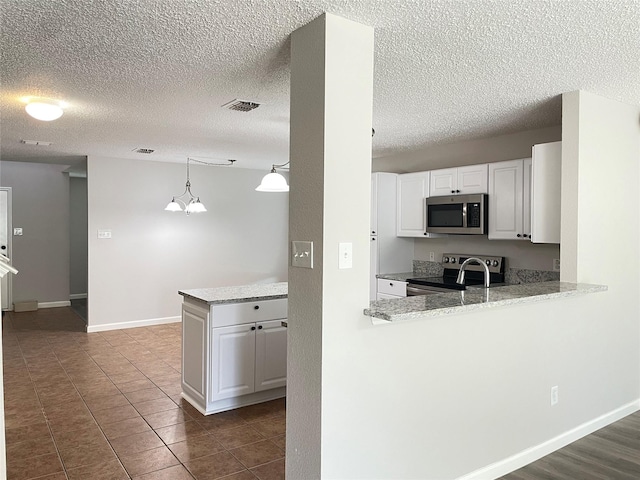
(211, 324), (256, 401)
(181, 297), (287, 415)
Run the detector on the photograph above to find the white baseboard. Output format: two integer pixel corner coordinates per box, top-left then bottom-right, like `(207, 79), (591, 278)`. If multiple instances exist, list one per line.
(69, 293), (87, 300)
(38, 301), (72, 309)
(458, 399), (640, 480)
(86, 315), (181, 333)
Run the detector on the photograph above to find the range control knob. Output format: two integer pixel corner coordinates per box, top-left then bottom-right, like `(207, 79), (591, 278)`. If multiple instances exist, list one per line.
(449, 257), (456, 264)
(492, 260), (499, 267)
(443, 257), (449, 263)
(485, 259), (491, 265)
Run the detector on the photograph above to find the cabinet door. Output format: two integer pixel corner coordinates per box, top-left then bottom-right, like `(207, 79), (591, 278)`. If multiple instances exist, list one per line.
(370, 174), (378, 235)
(397, 172), (429, 237)
(531, 142), (561, 243)
(430, 168), (457, 196)
(255, 320), (287, 392)
(488, 159), (524, 240)
(211, 324), (256, 401)
(457, 164), (488, 194)
(523, 158), (532, 239)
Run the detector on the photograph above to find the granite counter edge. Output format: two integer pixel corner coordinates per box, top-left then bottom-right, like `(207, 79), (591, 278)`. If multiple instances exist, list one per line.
(365, 282), (608, 323)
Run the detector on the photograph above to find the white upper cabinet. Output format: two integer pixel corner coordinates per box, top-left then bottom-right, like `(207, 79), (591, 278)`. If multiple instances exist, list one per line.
(488, 158), (530, 240)
(396, 172), (430, 237)
(531, 141), (561, 244)
(430, 165), (488, 196)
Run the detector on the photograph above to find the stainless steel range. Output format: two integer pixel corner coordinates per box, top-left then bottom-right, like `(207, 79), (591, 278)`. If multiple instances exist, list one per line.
(407, 253), (505, 296)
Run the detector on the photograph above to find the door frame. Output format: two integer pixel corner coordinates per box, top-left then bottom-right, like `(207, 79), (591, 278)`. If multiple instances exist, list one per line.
(1, 187), (12, 311)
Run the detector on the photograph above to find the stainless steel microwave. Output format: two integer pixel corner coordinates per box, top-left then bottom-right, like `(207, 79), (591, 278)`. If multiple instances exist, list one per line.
(425, 193), (488, 234)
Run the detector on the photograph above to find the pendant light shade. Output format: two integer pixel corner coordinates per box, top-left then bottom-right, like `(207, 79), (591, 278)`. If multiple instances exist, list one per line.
(255, 162), (290, 192)
(255, 171), (289, 192)
(164, 199), (182, 212)
(25, 100), (64, 121)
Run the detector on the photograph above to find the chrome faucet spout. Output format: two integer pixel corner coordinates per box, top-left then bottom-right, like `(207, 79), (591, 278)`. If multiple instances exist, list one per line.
(456, 257), (491, 288)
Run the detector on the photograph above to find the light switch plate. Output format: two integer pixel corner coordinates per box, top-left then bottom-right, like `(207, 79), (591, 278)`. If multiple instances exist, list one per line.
(13, 228), (23, 236)
(339, 242), (353, 269)
(97, 229), (112, 239)
(292, 241), (313, 268)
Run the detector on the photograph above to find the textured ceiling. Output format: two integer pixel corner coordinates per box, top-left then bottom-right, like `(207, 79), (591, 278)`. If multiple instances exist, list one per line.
(1, 0), (639, 170)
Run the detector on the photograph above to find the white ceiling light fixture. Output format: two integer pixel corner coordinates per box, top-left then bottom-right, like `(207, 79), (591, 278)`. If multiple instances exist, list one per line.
(256, 161), (290, 193)
(165, 157), (236, 215)
(25, 99), (64, 121)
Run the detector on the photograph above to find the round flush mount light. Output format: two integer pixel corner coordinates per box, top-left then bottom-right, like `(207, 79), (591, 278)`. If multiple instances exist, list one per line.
(25, 99), (64, 121)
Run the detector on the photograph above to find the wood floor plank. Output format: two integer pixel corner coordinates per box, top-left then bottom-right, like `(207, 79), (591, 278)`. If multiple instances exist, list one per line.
(500, 411), (640, 479)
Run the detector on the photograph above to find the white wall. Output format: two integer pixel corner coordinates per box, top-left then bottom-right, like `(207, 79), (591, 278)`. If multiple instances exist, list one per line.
(373, 125), (561, 173)
(375, 127), (563, 270)
(0, 161), (71, 304)
(69, 176), (88, 297)
(287, 13), (374, 479)
(311, 90), (639, 479)
(87, 156), (288, 331)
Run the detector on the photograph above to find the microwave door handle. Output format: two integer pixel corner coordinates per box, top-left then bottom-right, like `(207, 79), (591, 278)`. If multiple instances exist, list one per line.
(462, 203), (467, 228)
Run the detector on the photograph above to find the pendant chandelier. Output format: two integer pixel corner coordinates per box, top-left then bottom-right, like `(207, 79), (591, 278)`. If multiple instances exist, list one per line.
(165, 157), (236, 215)
(255, 161), (290, 192)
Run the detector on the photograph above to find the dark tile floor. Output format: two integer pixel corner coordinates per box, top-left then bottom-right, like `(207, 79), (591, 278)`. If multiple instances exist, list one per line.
(2, 307), (286, 480)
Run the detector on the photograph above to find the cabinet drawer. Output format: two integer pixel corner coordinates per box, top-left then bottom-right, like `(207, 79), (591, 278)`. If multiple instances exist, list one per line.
(377, 279), (407, 297)
(212, 298), (288, 328)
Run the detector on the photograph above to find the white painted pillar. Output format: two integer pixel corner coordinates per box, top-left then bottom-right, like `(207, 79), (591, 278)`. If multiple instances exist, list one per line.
(287, 13), (374, 479)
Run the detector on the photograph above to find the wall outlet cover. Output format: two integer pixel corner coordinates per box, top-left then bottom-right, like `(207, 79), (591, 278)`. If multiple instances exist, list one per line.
(553, 258), (560, 272)
(13, 227), (23, 236)
(97, 229), (112, 239)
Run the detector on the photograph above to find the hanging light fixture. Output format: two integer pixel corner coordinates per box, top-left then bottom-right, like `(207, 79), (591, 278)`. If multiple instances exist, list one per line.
(165, 157), (236, 215)
(256, 161), (290, 192)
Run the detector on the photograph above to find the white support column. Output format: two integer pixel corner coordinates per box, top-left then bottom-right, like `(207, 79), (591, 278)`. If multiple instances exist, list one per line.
(287, 13), (374, 479)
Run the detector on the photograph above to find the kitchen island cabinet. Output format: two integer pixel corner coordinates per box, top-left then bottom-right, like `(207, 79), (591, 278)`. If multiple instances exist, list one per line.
(178, 282), (287, 415)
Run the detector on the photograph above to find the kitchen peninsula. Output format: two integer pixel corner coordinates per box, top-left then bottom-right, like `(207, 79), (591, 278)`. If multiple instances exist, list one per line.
(365, 281), (606, 324)
(178, 282), (288, 415)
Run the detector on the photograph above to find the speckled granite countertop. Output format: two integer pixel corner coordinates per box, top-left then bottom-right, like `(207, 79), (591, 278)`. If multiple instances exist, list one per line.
(179, 282), (288, 305)
(376, 272), (414, 282)
(365, 281), (607, 323)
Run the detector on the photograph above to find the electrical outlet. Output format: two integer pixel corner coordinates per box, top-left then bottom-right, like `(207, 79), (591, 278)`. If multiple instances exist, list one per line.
(13, 228), (23, 236)
(429, 251), (435, 262)
(551, 385), (559, 406)
(553, 258), (560, 272)
(97, 229), (112, 239)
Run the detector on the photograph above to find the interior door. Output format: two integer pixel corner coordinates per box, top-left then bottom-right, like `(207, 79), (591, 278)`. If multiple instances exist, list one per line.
(0, 189), (11, 310)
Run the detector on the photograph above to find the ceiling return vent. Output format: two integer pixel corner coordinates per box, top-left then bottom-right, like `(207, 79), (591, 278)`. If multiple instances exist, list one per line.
(222, 99), (261, 112)
(133, 148), (155, 154)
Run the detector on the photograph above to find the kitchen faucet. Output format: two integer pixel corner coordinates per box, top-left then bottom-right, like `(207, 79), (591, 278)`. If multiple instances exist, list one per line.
(456, 257), (491, 288)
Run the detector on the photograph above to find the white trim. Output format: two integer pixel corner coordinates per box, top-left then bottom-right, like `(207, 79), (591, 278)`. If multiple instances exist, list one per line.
(38, 301), (71, 309)
(458, 400), (640, 480)
(86, 315), (181, 333)
(69, 293), (87, 300)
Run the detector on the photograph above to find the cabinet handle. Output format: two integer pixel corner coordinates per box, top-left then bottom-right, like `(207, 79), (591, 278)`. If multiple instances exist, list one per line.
(258, 325), (263, 330)
(251, 326), (256, 331)
(254, 305), (260, 310)
(372, 237), (376, 241)
(423, 232), (428, 236)
(517, 234), (522, 238)
(456, 189), (460, 193)
(451, 190), (455, 194)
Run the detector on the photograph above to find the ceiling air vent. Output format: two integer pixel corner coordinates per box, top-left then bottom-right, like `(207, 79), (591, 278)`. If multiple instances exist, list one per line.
(133, 148), (155, 154)
(222, 99), (261, 112)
